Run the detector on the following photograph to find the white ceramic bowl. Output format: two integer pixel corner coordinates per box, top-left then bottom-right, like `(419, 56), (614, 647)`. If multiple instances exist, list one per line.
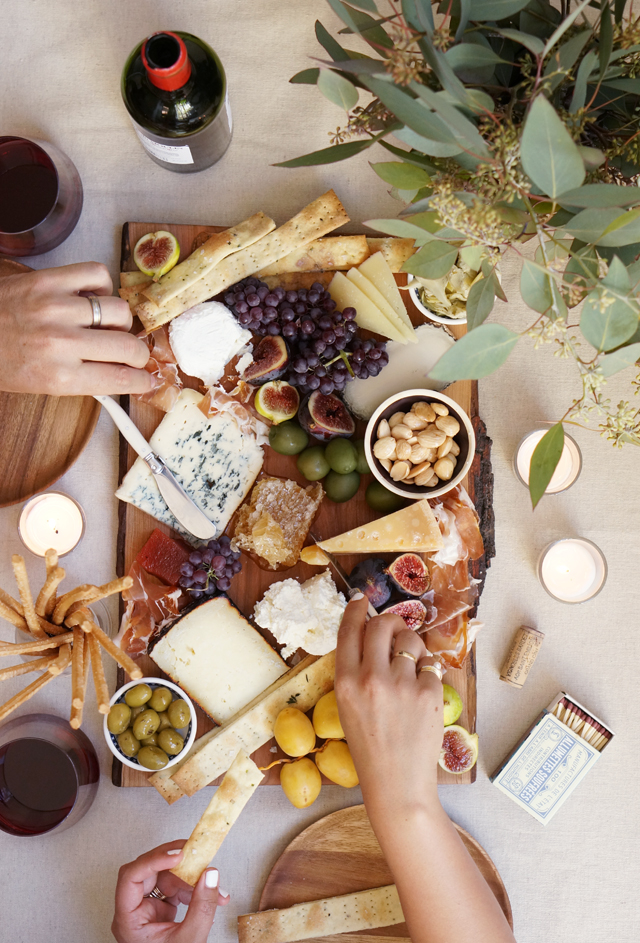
(407, 275), (468, 326)
(103, 677), (197, 772)
(365, 388), (476, 500)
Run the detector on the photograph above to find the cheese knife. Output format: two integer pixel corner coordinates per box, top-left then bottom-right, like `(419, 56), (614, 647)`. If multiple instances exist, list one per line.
(93, 395), (218, 540)
(310, 534), (378, 620)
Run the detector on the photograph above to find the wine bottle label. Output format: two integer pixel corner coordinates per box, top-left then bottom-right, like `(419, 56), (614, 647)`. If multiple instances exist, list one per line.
(134, 129), (194, 165)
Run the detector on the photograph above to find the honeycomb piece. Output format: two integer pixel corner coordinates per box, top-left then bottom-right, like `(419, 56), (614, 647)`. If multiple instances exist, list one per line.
(233, 478), (324, 569)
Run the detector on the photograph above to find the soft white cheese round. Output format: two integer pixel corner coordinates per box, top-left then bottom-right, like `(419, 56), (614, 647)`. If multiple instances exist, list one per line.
(169, 301), (251, 386)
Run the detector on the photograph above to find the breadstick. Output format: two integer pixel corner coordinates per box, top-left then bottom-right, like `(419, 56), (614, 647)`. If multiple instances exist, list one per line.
(0, 586), (24, 617)
(85, 576), (134, 607)
(44, 549), (60, 617)
(36, 567), (66, 618)
(87, 632), (110, 713)
(48, 643), (72, 677)
(38, 614), (67, 637)
(64, 607), (93, 628)
(0, 653), (57, 681)
(71, 627), (85, 709)
(0, 631), (73, 657)
(12, 555), (46, 639)
(0, 670), (58, 723)
(0, 598), (29, 631)
(52, 584), (97, 625)
(79, 618), (142, 679)
(70, 629), (90, 729)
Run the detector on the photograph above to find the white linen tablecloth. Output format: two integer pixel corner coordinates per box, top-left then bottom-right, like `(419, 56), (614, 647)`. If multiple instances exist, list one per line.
(1, 2), (639, 941)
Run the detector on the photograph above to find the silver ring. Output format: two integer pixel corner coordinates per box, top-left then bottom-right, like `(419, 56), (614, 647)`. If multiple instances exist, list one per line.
(146, 885), (168, 901)
(419, 664), (445, 681)
(87, 294), (102, 328)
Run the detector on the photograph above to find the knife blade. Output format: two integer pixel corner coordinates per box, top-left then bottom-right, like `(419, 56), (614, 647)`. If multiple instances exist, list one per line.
(310, 533), (378, 620)
(94, 395), (217, 540)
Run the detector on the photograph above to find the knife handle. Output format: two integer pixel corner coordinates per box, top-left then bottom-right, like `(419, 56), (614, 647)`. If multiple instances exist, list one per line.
(93, 395), (154, 461)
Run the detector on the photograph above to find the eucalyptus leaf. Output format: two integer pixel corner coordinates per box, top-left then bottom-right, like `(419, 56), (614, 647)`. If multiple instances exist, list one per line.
(602, 255), (631, 292)
(580, 286), (639, 351)
(470, 0), (530, 18)
(315, 20), (351, 61)
(290, 68), (320, 85)
(370, 161), (431, 189)
(379, 139), (438, 172)
(335, 3), (393, 51)
(491, 28), (544, 56)
(570, 50), (599, 112)
(366, 78), (462, 148)
(466, 276), (496, 330)
(428, 324), (520, 381)
(599, 0), (613, 78)
(445, 44), (505, 71)
(599, 342), (640, 377)
(403, 241), (459, 278)
(365, 217), (438, 245)
(600, 77), (640, 94)
(563, 246), (599, 306)
(455, 0), (471, 40)
(563, 206), (622, 243)
(577, 145), (605, 171)
(597, 207), (640, 246)
(614, 0), (626, 24)
(275, 137), (379, 167)
(418, 32), (481, 112)
(597, 243), (640, 266)
(343, 0), (379, 12)
(520, 259), (554, 313)
(529, 423), (564, 509)
(557, 184), (640, 209)
(409, 82), (491, 157)
(541, 0), (592, 58)
(394, 125), (464, 158)
(401, 0), (434, 35)
(318, 69), (359, 110)
(544, 30), (592, 94)
(521, 96), (585, 198)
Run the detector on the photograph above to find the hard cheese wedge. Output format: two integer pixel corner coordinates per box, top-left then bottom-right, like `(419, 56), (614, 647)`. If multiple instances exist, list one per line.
(329, 271), (407, 344)
(149, 596), (287, 724)
(358, 251), (415, 336)
(346, 267), (415, 343)
(318, 499), (443, 554)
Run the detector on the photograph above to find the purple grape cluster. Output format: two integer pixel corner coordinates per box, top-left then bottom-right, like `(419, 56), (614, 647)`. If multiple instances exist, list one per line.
(222, 278), (389, 396)
(178, 535), (242, 600)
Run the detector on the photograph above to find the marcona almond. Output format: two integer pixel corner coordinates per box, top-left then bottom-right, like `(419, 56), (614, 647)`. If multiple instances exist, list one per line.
(396, 439), (412, 461)
(414, 401), (436, 423)
(415, 469), (436, 487)
(417, 428), (446, 448)
(410, 444), (430, 464)
(437, 437), (453, 459)
(408, 435), (419, 445)
(377, 418), (391, 439)
(390, 460), (411, 481)
(425, 447), (438, 462)
(380, 458), (392, 473)
(409, 460), (432, 478)
(403, 412), (428, 431)
(388, 411), (406, 429)
(449, 439), (461, 457)
(425, 472), (440, 488)
(435, 415), (460, 437)
(434, 456), (455, 481)
(391, 423), (412, 440)
(432, 402), (449, 416)
(373, 436), (397, 460)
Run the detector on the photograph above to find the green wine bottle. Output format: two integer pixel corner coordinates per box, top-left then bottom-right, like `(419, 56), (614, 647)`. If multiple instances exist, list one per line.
(121, 31), (232, 173)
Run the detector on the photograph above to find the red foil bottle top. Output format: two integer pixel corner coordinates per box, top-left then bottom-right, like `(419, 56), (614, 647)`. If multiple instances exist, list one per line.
(142, 31), (192, 91)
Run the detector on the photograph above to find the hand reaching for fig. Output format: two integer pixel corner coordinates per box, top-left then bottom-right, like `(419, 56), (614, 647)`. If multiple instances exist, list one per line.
(0, 263), (152, 395)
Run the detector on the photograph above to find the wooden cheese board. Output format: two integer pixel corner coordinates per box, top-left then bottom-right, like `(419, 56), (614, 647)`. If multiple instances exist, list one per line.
(113, 220), (494, 789)
(259, 804), (514, 935)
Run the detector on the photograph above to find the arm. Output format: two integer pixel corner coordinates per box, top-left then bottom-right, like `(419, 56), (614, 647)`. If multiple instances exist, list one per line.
(0, 262), (152, 395)
(335, 596), (515, 943)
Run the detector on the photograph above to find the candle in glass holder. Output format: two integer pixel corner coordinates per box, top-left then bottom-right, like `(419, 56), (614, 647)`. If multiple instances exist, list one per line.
(537, 538), (607, 603)
(18, 492), (85, 557)
(514, 424), (582, 494)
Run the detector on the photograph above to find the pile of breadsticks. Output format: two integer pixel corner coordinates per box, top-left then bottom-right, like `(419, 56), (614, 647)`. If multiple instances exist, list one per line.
(0, 551), (141, 728)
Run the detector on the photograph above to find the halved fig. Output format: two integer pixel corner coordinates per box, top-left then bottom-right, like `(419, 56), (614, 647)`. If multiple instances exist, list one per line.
(243, 336), (289, 385)
(438, 725), (478, 775)
(134, 231), (180, 280)
(387, 553), (430, 597)
(349, 558), (391, 608)
(381, 599), (427, 631)
(254, 381), (299, 423)
(298, 391), (355, 441)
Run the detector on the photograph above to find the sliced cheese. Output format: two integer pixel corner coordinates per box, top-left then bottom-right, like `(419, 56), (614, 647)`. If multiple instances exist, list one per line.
(359, 251), (415, 336)
(318, 499), (443, 554)
(347, 267), (415, 343)
(169, 651), (335, 799)
(238, 885), (404, 943)
(328, 271), (408, 344)
(149, 596), (287, 725)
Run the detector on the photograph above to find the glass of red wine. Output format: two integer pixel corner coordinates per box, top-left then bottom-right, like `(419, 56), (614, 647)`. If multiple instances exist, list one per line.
(0, 713), (99, 837)
(0, 136), (83, 256)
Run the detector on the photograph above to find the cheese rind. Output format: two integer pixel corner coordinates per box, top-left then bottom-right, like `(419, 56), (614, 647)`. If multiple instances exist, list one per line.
(149, 596), (287, 725)
(329, 272), (408, 344)
(318, 499), (443, 554)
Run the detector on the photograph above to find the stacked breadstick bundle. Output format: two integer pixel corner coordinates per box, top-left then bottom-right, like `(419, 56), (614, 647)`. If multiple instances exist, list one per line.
(0, 551), (141, 727)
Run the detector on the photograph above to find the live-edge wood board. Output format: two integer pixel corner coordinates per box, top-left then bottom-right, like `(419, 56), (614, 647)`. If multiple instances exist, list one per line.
(113, 221), (495, 789)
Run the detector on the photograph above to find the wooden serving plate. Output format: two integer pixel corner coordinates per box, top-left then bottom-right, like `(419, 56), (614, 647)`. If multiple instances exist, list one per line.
(259, 804), (514, 935)
(0, 258), (100, 507)
(113, 221), (494, 788)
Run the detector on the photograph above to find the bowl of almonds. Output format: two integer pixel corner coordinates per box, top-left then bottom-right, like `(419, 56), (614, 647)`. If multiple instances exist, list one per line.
(364, 389), (475, 500)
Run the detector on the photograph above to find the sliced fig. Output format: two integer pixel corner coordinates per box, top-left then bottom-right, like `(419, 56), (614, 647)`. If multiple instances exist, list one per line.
(438, 725), (478, 775)
(243, 336), (289, 385)
(349, 558), (391, 608)
(298, 391), (356, 441)
(381, 600), (427, 631)
(387, 553), (430, 597)
(134, 231), (180, 280)
(255, 381), (299, 423)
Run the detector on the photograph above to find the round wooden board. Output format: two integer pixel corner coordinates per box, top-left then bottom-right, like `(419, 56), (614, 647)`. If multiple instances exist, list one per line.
(0, 258), (100, 507)
(259, 804), (513, 938)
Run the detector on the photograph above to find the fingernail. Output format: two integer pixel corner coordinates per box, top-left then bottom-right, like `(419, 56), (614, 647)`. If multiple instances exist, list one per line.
(167, 849), (181, 856)
(205, 869), (219, 889)
(219, 888), (230, 898)
(350, 592), (365, 600)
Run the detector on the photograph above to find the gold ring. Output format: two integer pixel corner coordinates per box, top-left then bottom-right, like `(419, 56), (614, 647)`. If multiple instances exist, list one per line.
(393, 650), (417, 664)
(419, 664), (444, 680)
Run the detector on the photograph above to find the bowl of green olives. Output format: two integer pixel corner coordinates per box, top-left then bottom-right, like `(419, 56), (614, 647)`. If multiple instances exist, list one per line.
(103, 678), (197, 772)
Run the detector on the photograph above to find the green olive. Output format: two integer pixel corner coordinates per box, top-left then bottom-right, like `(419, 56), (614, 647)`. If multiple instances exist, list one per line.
(107, 703), (131, 735)
(354, 439), (370, 475)
(132, 709), (160, 740)
(140, 733), (159, 747)
(158, 728), (185, 756)
(324, 470), (360, 504)
(117, 729), (140, 758)
(137, 746), (169, 770)
(156, 711), (173, 731)
(325, 438), (357, 475)
(130, 705), (145, 722)
(149, 686), (173, 712)
(268, 421), (308, 456)
(167, 699), (190, 729)
(124, 683), (153, 708)
(296, 446), (329, 482)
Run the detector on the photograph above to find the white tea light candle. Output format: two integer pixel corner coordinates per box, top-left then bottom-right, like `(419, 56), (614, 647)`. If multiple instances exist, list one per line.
(537, 538), (607, 604)
(18, 492), (85, 557)
(514, 425), (582, 494)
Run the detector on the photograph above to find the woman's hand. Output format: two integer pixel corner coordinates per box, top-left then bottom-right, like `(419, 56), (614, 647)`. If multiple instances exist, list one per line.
(112, 841), (229, 943)
(0, 263), (152, 395)
(335, 594), (444, 814)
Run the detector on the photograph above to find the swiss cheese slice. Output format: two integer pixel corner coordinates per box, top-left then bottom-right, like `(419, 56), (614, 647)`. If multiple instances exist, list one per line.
(347, 267), (415, 343)
(359, 251), (415, 336)
(329, 271), (407, 344)
(318, 499), (443, 554)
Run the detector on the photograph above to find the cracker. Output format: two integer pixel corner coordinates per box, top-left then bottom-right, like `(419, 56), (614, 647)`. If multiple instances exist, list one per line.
(170, 750), (264, 886)
(120, 271), (153, 289)
(366, 237), (415, 272)
(262, 273), (333, 291)
(257, 235), (368, 276)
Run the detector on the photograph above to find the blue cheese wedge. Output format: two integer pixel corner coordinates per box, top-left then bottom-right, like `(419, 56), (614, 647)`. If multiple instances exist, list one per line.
(149, 596), (287, 724)
(115, 388), (263, 538)
(253, 570), (346, 657)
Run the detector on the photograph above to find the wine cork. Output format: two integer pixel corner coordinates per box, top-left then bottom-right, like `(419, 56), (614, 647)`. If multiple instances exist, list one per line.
(500, 625), (544, 689)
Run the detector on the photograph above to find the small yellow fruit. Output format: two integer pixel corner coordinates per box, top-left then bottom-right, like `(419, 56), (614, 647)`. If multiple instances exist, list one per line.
(315, 740), (359, 788)
(133, 231), (180, 280)
(312, 691), (345, 740)
(274, 707), (317, 757)
(280, 757), (322, 808)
